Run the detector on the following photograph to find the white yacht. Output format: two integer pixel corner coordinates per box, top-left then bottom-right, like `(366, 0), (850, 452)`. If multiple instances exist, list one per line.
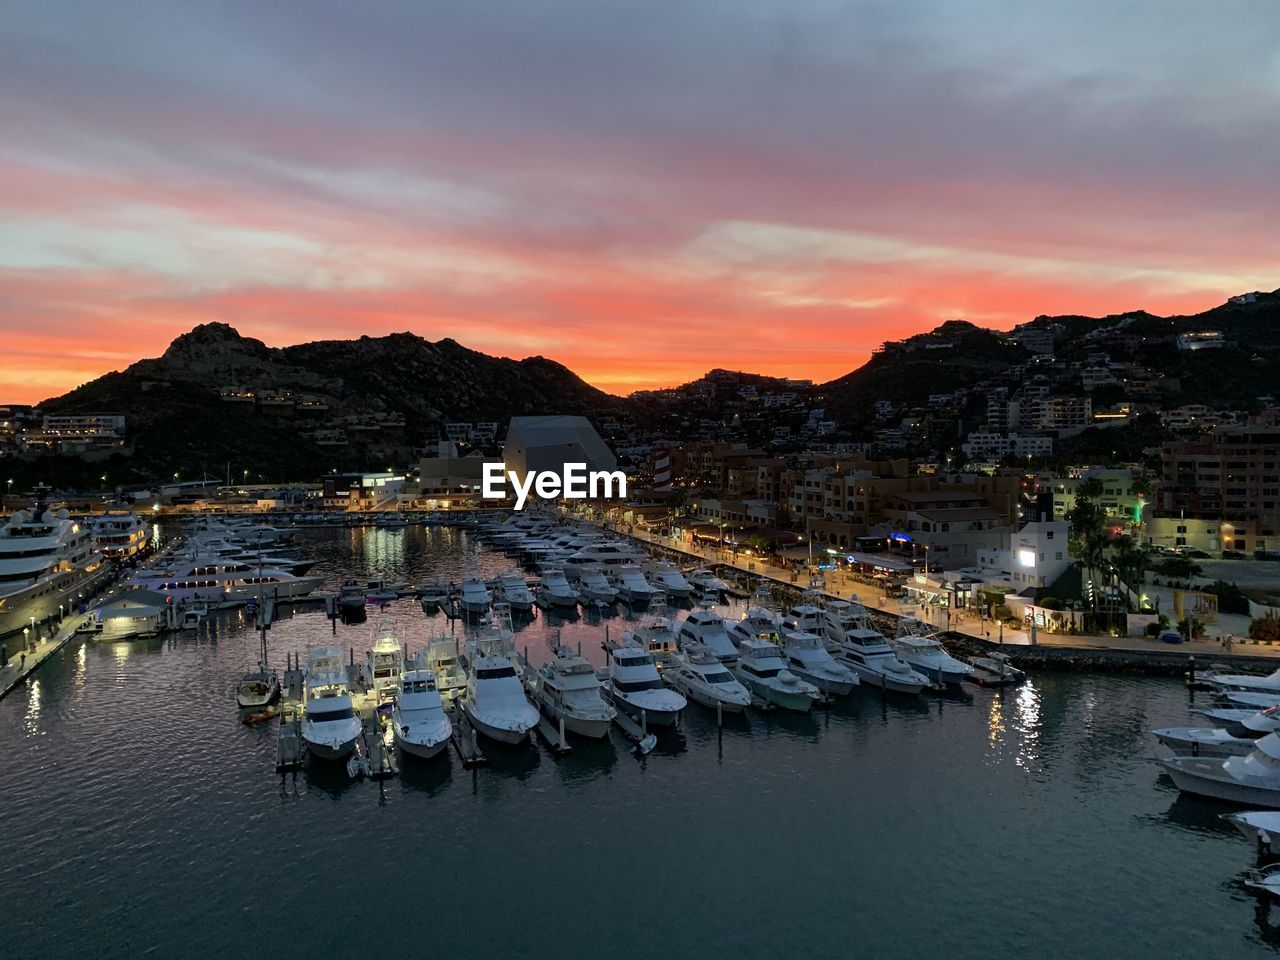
(1160, 732), (1280, 807)
(624, 617), (680, 669)
(577, 565), (620, 604)
(824, 604), (928, 695)
(646, 560), (692, 599)
(781, 630), (858, 697)
(600, 642), (687, 727)
(366, 621), (404, 704)
(732, 638), (819, 712)
(664, 643), (752, 712)
(302, 646), (363, 761)
(494, 574), (534, 612)
(1208, 668), (1280, 695)
(786, 594), (828, 635)
(0, 506), (106, 639)
(891, 620), (973, 686)
(612, 564), (661, 604)
(537, 568), (579, 608)
(393, 667), (452, 760)
(460, 614), (539, 745)
(1153, 726), (1257, 758)
(458, 577), (492, 616)
(527, 647), (616, 739)
(562, 542), (644, 579)
(674, 608), (739, 664)
(1227, 810), (1280, 856)
(91, 510), (149, 559)
(728, 607), (784, 647)
(966, 652), (1026, 686)
(128, 558), (321, 607)
(686, 568), (730, 595)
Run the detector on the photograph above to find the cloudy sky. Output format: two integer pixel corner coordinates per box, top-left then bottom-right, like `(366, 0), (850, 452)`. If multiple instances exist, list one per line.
(2, 1), (1278, 401)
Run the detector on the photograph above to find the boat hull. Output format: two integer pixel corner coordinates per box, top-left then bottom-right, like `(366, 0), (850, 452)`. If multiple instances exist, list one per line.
(845, 661), (925, 695)
(666, 674), (748, 713)
(395, 732), (449, 760)
(741, 678), (814, 712)
(906, 661), (971, 686)
(304, 734), (359, 761)
(604, 692), (681, 728)
(1161, 757), (1280, 807)
(460, 699), (533, 744)
(791, 668), (856, 697)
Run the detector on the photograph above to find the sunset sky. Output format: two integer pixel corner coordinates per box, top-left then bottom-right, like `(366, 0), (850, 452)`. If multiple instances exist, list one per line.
(2, 1), (1278, 402)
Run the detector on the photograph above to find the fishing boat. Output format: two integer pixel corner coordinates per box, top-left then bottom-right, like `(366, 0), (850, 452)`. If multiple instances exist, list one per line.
(600, 641), (687, 727)
(494, 574), (534, 612)
(686, 568), (730, 596)
(624, 617), (680, 669)
(1207, 668), (1280, 695)
(1160, 733), (1280, 807)
(1245, 864), (1280, 901)
(664, 643), (752, 713)
(1152, 726), (1257, 758)
(392, 667), (452, 760)
(824, 605), (928, 695)
(646, 560), (693, 599)
(781, 630), (858, 697)
(526, 647), (616, 739)
(612, 564), (661, 604)
(1226, 810), (1280, 856)
(458, 577), (493, 616)
(727, 607), (784, 647)
(338, 580), (367, 616)
(301, 646), (363, 761)
(537, 568), (579, 608)
(366, 621), (404, 704)
(577, 565), (620, 604)
(966, 651), (1026, 686)
(732, 637), (819, 712)
(459, 609), (539, 745)
(890, 619), (973, 686)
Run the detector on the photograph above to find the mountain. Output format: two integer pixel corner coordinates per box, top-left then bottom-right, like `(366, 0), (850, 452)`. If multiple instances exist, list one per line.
(40, 323), (623, 481)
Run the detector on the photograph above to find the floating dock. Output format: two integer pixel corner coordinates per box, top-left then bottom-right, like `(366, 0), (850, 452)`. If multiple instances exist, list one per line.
(448, 706), (487, 768)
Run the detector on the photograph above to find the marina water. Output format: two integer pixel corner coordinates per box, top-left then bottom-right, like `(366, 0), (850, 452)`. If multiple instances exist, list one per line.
(2, 525), (1275, 958)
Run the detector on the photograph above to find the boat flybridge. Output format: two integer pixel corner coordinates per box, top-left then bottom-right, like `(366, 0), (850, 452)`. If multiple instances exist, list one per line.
(393, 667), (452, 760)
(423, 636), (467, 704)
(785, 593), (828, 635)
(527, 646), (617, 739)
(1160, 732), (1280, 807)
(460, 605), (539, 745)
(302, 646), (363, 761)
(91, 509), (149, 559)
(367, 620), (405, 704)
(890, 619), (973, 686)
(600, 641), (687, 727)
(664, 643), (752, 713)
(458, 577), (492, 616)
(675, 608), (739, 664)
(822, 604), (928, 695)
(624, 617), (681, 669)
(686, 568), (730, 595)
(732, 638), (820, 712)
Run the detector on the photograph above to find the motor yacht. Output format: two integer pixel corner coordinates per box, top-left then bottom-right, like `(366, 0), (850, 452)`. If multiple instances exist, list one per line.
(393, 667), (452, 760)
(1160, 732), (1280, 807)
(1226, 691), (1280, 710)
(1207, 668), (1280, 695)
(599, 642), (687, 727)
(458, 577), (492, 616)
(824, 605), (928, 695)
(0, 505), (106, 639)
(1226, 810), (1280, 856)
(664, 643), (751, 712)
(494, 574), (534, 611)
(302, 646), (363, 761)
(459, 612), (539, 744)
(577, 565), (620, 604)
(891, 620), (973, 686)
(731, 638), (819, 711)
(781, 630), (858, 697)
(674, 608), (739, 664)
(338, 580), (367, 617)
(785, 593), (828, 635)
(612, 564), (661, 605)
(527, 647), (616, 739)
(562, 542), (644, 580)
(728, 607), (784, 647)
(418, 581), (449, 613)
(646, 560), (692, 599)
(537, 568), (579, 608)
(91, 510), (149, 560)
(129, 557), (322, 608)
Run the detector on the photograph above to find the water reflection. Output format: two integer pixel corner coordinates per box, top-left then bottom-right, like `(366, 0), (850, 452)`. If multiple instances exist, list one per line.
(23, 678), (41, 734)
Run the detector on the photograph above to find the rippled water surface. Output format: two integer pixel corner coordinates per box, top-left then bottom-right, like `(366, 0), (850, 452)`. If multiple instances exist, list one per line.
(2, 526), (1276, 958)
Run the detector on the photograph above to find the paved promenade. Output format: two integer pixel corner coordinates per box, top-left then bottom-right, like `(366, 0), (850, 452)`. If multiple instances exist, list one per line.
(607, 524), (1280, 662)
(0, 618), (83, 701)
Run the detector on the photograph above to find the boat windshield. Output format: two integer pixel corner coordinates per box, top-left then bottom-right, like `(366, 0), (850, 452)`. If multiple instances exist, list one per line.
(747, 666), (781, 678)
(476, 666), (516, 680)
(403, 680), (434, 694)
(308, 706), (355, 722)
(614, 677), (665, 693)
(704, 669), (735, 684)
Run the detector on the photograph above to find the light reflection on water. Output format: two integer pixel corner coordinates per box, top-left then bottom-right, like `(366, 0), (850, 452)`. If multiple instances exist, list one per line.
(0, 525), (1277, 959)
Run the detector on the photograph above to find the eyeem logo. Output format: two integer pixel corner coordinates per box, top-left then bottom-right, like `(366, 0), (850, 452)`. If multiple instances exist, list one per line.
(482, 462), (627, 510)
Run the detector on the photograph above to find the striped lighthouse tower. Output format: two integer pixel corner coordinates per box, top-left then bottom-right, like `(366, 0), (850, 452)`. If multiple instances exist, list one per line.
(652, 444), (673, 492)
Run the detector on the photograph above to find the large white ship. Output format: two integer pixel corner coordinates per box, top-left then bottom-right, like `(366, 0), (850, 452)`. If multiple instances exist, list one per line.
(0, 506), (108, 639)
(91, 510), (150, 560)
(126, 557), (323, 606)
